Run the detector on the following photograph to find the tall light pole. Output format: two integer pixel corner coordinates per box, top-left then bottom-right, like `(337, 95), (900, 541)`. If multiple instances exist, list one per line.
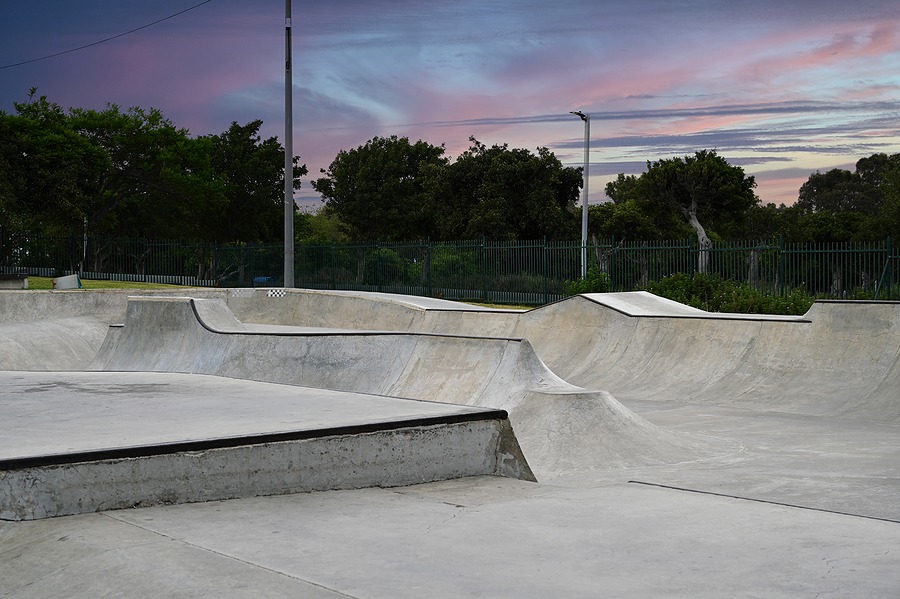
(570, 111), (590, 278)
(283, 0), (294, 288)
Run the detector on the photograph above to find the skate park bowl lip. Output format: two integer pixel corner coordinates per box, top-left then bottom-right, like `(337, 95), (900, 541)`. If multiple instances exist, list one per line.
(572, 291), (812, 321)
(106, 295), (529, 340)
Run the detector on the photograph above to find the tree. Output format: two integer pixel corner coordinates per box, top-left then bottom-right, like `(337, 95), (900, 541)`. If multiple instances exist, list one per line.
(313, 135), (447, 241)
(0, 91), (306, 245)
(609, 150), (758, 271)
(793, 154), (900, 242)
(795, 168), (876, 216)
(604, 174), (642, 204)
(68, 103), (229, 240)
(427, 137), (582, 240)
(295, 205), (350, 244)
(206, 120), (306, 243)
(743, 202), (788, 241)
(0, 92), (109, 236)
(588, 200), (689, 241)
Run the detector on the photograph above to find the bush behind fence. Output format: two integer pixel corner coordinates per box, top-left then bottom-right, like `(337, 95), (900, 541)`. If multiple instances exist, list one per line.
(0, 232), (896, 304)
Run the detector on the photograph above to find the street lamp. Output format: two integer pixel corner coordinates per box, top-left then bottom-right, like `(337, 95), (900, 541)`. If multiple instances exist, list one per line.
(283, 0), (294, 288)
(570, 111), (590, 278)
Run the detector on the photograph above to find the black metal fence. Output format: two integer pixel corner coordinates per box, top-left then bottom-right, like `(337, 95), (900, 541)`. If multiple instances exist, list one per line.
(0, 231), (896, 305)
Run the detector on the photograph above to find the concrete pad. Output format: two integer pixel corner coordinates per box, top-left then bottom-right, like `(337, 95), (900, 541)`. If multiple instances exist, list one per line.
(0, 371), (533, 520)
(1, 288), (899, 597)
(2, 472), (897, 598)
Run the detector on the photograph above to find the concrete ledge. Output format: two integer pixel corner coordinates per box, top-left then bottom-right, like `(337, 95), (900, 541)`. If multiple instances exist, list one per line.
(0, 371), (534, 520)
(1, 418), (532, 521)
(0, 274), (27, 289)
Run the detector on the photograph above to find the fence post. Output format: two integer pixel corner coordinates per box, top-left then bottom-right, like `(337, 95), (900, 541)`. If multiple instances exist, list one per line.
(481, 238), (487, 302)
(425, 238), (432, 298)
(542, 236), (548, 305)
(609, 235), (616, 291)
(376, 241), (382, 293)
(689, 238), (695, 276)
(778, 235), (785, 296)
(884, 236), (893, 300)
(331, 243), (336, 290)
(890, 237), (894, 300)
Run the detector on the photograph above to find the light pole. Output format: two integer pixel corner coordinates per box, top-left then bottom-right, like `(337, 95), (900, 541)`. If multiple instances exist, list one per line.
(283, 0), (294, 288)
(570, 111), (590, 278)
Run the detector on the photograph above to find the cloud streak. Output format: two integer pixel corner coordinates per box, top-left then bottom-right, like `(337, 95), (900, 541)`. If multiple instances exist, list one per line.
(3, 0), (900, 208)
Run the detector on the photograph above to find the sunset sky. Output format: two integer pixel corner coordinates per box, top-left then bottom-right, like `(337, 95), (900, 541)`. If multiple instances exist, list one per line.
(3, 0), (900, 210)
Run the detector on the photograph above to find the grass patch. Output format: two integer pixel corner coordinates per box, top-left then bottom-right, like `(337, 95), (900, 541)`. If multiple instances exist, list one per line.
(465, 301), (531, 310)
(25, 276), (189, 290)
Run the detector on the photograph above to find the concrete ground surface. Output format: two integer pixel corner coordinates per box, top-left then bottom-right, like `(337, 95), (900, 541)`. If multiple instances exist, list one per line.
(1, 288), (898, 597)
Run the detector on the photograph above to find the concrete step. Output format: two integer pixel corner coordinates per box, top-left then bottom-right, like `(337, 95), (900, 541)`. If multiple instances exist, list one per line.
(0, 371), (533, 520)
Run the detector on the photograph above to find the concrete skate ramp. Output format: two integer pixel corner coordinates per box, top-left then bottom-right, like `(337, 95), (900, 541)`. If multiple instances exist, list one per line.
(225, 288), (523, 337)
(91, 296), (728, 476)
(0, 288), (229, 325)
(0, 289), (232, 370)
(512, 294), (900, 421)
(226, 289), (900, 422)
(23, 288), (898, 423)
(0, 317), (111, 370)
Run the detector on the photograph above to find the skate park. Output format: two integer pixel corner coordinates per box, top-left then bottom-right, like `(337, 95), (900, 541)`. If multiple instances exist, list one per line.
(1, 287), (899, 597)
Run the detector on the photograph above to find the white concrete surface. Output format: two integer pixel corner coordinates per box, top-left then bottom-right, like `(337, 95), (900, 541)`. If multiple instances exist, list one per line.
(90, 296), (722, 476)
(0, 288), (898, 597)
(0, 371), (532, 520)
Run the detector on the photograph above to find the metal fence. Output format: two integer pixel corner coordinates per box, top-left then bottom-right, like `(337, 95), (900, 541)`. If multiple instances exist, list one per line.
(0, 231), (896, 304)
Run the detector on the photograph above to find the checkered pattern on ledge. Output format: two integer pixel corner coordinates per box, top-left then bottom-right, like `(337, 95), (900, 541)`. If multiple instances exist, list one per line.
(266, 289), (287, 298)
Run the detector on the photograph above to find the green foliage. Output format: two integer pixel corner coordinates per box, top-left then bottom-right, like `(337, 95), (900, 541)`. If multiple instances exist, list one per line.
(206, 120), (307, 243)
(428, 138), (581, 241)
(603, 150), (759, 245)
(640, 273), (814, 315)
(790, 154), (900, 242)
(588, 200), (690, 241)
(564, 266), (612, 296)
(295, 206), (350, 244)
(430, 248), (478, 278)
(313, 135), (447, 241)
(0, 91), (305, 244)
(363, 248), (410, 285)
(796, 168), (879, 216)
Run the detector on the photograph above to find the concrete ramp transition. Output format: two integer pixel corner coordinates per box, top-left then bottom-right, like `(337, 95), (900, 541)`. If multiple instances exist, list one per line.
(512, 293), (900, 421)
(91, 296), (728, 476)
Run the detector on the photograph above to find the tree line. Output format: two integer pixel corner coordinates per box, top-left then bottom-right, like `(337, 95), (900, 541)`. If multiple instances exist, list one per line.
(598, 151), (900, 245)
(0, 90), (306, 243)
(3, 92), (900, 248)
(310, 138), (900, 247)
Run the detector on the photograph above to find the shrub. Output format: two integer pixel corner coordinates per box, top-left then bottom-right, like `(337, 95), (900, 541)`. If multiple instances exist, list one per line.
(564, 266), (612, 296)
(641, 273), (814, 315)
(363, 248), (411, 285)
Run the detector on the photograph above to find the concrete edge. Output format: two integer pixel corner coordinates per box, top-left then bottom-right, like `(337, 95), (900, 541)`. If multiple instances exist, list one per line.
(1, 417), (534, 521)
(0, 409), (510, 470)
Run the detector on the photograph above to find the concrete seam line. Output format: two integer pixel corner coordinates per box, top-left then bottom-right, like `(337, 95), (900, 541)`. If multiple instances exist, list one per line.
(627, 480), (900, 525)
(99, 512), (362, 598)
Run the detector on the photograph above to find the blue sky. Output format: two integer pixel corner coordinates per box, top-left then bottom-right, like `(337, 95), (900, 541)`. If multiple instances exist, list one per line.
(3, 0), (900, 209)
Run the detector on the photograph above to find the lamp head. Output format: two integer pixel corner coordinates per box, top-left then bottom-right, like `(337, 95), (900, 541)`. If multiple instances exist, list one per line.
(569, 110), (588, 121)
